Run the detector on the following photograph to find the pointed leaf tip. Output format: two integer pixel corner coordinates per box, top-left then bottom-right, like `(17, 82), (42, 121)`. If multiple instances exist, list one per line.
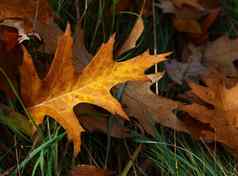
(65, 23), (72, 36)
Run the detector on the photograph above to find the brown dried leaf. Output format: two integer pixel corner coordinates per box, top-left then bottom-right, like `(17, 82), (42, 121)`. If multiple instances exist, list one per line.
(173, 18), (202, 34)
(0, 27), (22, 97)
(188, 8), (220, 44)
(75, 104), (130, 138)
(160, 0), (219, 35)
(165, 44), (206, 84)
(172, 0), (204, 10)
(116, 16), (144, 55)
(0, 25), (18, 50)
(35, 20), (63, 54)
(0, 0), (53, 34)
(121, 80), (189, 136)
(205, 36), (238, 76)
(73, 22), (92, 71)
(70, 165), (111, 176)
(116, 0), (146, 56)
(0, 0), (52, 21)
(180, 68), (238, 151)
(120, 79), (213, 138)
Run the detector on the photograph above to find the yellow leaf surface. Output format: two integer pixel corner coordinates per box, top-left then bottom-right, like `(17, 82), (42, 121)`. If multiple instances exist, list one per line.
(20, 24), (169, 156)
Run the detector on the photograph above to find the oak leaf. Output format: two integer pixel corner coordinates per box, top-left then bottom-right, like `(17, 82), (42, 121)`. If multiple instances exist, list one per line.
(172, 0), (204, 10)
(121, 80), (188, 136)
(75, 104), (130, 138)
(180, 68), (238, 152)
(204, 36), (238, 76)
(120, 79), (213, 138)
(116, 0), (147, 56)
(0, 27), (22, 97)
(20, 24), (169, 156)
(165, 44), (206, 84)
(0, 0), (52, 22)
(35, 20), (63, 54)
(73, 21), (92, 71)
(0, 0), (53, 40)
(159, 0), (219, 35)
(188, 8), (220, 44)
(116, 16), (144, 56)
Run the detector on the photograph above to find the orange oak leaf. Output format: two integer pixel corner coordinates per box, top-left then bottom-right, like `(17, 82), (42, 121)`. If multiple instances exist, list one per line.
(20, 24), (169, 156)
(180, 68), (238, 152)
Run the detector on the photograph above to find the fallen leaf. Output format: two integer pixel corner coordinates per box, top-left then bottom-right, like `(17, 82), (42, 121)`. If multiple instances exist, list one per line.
(172, 0), (204, 10)
(73, 21), (92, 71)
(121, 80), (189, 136)
(204, 36), (238, 76)
(0, 28), (22, 97)
(173, 18), (202, 34)
(0, 25), (18, 50)
(75, 104), (130, 138)
(120, 79), (212, 138)
(0, 0), (53, 37)
(165, 59), (206, 84)
(165, 44), (206, 84)
(20, 24), (169, 155)
(0, 0), (52, 22)
(115, 0), (141, 14)
(116, 0), (146, 56)
(116, 16), (144, 55)
(180, 68), (238, 152)
(159, 0), (205, 34)
(35, 19), (63, 54)
(159, 0), (176, 13)
(198, 0), (219, 9)
(0, 104), (32, 136)
(188, 8), (220, 44)
(159, 0), (219, 35)
(70, 165), (111, 176)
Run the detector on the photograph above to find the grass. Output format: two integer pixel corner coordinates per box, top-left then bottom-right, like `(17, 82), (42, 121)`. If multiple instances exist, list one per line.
(0, 0), (238, 175)
(136, 128), (238, 176)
